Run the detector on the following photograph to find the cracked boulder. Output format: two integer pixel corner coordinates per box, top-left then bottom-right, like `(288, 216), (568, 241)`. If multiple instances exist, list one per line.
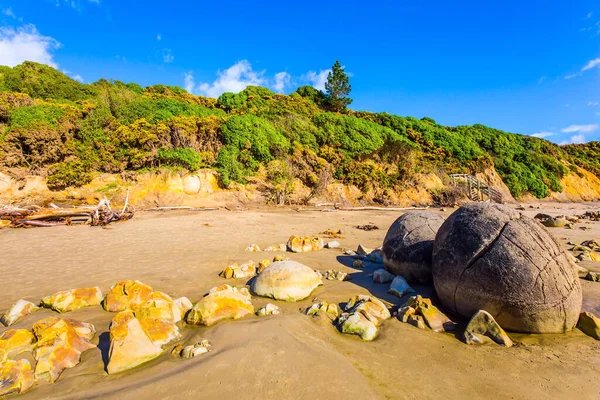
(432, 203), (582, 334)
(382, 212), (445, 283)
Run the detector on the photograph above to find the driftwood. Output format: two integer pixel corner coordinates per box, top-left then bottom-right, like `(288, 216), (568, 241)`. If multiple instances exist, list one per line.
(335, 206), (431, 212)
(1, 191), (135, 228)
(146, 206), (219, 212)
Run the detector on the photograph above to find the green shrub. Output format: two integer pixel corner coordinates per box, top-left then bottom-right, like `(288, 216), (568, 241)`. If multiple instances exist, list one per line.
(157, 147), (202, 171)
(9, 104), (66, 129)
(47, 161), (92, 189)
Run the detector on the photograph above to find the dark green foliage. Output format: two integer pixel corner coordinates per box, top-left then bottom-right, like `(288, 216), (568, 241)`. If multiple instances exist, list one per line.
(157, 148), (202, 171)
(9, 104), (66, 129)
(221, 115), (289, 162)
(294, 85), (327, 109)
(47, 160), (92, 189)
(115, 98), (223, 125)
(324, 60), (352, 112)
(3, 62), (97, 102)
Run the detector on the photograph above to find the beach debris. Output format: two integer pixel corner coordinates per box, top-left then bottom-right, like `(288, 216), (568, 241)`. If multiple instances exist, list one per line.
(186, 285), (254, 326)
(577, 312), (600, 340)
(306, 302), (339, 319)
(388, 276), (415, 298)
(397, 296), (455, 332)
(319, 229), (343, 238)
(463, 310), (513, 347)
(263, 244), (287, 252)
(257, 260), (271, 273)
(326, 241), (341, 249)
(102, 280), (153, 312)
(181, 340), (212, 359)
(534, 213), (569, 228)
(287, 235), (325, 253)
(355, 224), (379, 231)
(251, 261), (323, 302)
(256, 303), (280, 316)
(0, 359), (35, 396)
(0, 330), (35, 363)
(272, 255), (289, 262)
(245, 244), (261, 252)
(337, 295), (391, 341)
(0, 194), (134, 228)
(585, 271), (600, 282)
(323, 270), (350, 281)
(1, 300), (40, 327)
(353, 260), (366, 268)
(433, 203), (582, 334)
(382, 211), (445, 283)
(373, 269), (395, 284)
(107, 311), (163, 374)
(220, 261), (257, 279)
(32, 317), (96, 382)
(40, 287), (103, 313)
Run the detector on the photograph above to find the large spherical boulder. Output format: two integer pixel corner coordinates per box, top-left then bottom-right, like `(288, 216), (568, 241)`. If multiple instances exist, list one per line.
(251, 261), (322, 301)
(432, 203), (582, 334)
(382, 211), (445, 283)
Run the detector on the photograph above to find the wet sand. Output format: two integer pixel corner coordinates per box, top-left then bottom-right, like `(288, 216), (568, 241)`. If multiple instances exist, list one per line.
(1, 202), (600, 399)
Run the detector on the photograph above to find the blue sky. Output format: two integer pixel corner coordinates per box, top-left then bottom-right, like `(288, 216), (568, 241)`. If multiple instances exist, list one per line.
(0, 1), (599, 144)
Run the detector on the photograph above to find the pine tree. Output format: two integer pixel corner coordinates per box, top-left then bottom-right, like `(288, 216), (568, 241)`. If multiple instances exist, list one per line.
(324, 60), (352, 112)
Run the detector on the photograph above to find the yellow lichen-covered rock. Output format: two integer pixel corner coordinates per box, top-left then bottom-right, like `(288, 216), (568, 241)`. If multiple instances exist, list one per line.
(0, 330), (35, 363)
(107, 311), (163, 374)
(41, 287), (103, 313)
(0, 359), (35, 397)
(337, 295), (391, 341)
(402, 295), (455, 332)
(257, 260), (271, 274)
(185, 285), (254, 326)
(264, 244), (287, 252)
(273, 255), (289, 262)
(245, 244), (261, 252)
(463, 310), (513, 347)
(32, 317), (96, 383)
(345, 295), (391, 323)
(220, 261), (257, 279)
(1, 300), (40, 327)
(578, 312), (600, 340)
(338, 312), (379, 341)
(135, 291), (182, 323)
(102, 280), (153, 312)
(174, 297), (192, 319)
(138, 317), (180, 347)
(287, 235), (325, 253)
(251, 261), (323, 302)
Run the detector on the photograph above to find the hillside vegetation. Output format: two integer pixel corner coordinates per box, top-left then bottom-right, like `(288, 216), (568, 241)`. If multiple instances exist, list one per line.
(0, 62), (597, 202)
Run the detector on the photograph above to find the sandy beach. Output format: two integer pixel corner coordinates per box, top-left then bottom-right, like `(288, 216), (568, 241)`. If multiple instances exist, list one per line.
(1, 202), (599, 399)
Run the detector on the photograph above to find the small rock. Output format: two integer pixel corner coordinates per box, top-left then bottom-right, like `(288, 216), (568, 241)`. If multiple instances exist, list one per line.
(577, 312), (600, 340)
(326, 241), (341, 249)
(256, 303), (280, 316)
(344, 249), (357, 256)
(41, 287), (103, 313)
(251, 261), (323, 302)
(388, 276), (415, 298)
(0, 359), (34, 396)
(396, 306), (415, 323)
(306, 302), (339, 318)
(171, 344), (184, 356)
(355, 224), (379, 231)
(338, 312), (378, 341)
(463, 310), (513, 347)
(263, 244), (287, 252)
(1, 300), (40, 327)
(400, 296), (455, 332)
(287, 235), (325, 253)
(407, 314), (426, 329)
(220, 261), (257, 279)
(186, 285), (254, 326)
(257, 260), (271, 274)
(245, 244), (261, 252)
(585, 271), (600, 282)
(373, 269), (395, 284)
(273, 255), (290, 262)
(181, 340), (211, 359)
(323, 270), (350, 281)
(173, 297), (193, 320)
(353, 260), (366, 268)
(356, 244), (372, 256)
(367, 251), (384, 264)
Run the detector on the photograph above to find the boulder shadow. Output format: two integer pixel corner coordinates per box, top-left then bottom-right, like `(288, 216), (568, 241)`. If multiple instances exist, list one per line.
(97, 331), (111, 372)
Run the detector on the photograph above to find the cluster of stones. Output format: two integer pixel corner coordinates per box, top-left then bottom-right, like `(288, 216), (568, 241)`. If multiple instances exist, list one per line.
(534, 213), (575, 228)
(396, 295), (455, 332)
(322, 270), (350, 281)
(219, 256), (292, 280)
(244, 235), (326, 254)
(171, 340), (212, 359)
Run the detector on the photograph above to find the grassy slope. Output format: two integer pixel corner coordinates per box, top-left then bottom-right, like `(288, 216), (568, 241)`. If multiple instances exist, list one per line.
(0, 61), (596, 202)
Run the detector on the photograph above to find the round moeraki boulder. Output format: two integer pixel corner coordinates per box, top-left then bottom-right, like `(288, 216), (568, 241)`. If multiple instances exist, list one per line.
(251, 261), (322, 301)
(432, 203), (582, 334)
(382, 211), (445, 283)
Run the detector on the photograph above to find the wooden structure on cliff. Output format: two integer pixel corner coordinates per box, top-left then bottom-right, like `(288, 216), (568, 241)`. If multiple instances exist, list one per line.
(449, 174), (503, 203)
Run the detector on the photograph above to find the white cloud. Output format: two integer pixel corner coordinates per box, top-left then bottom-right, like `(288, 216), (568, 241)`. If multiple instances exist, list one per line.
(303, 69), (330, 91)
(0, 25), (60, 68)
(537, 75), (547, 84)
(193, 60), (266, 98)
(162, 48), (173, 63)
(157, 34), (161, 41)
(3, 8), (15, 18)
(531, 131), (553, 139)
(588, 101), (599, 106)
(71, 74), (83, 82)
(564, 73), (578, 79)
(184, 72), (195, 94)
(559, 134), (586, 145)
(582, 58), (600, 71)
(273, 71), (290, 93)
(561, 124), (599, 134)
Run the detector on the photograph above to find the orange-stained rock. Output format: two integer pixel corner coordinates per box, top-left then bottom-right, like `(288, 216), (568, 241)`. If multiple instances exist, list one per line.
(107, 310), (163, 374)
(173, 297), (192, 320)
(0, 359), (35, 396)
(41, 287), (103, 313)
(135, 291), (181, 323)
(0, 330), (35, 363)
(185, 285), (254, 326)
(220, 261), (257, 279)
(102, 280), (153, 312)
(1, 300), (40, 327)
(402, 295), (455, 332)
(32, 317), (96, 383)
(287, 235), (325, 253)
(257, 260), (271, 274)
